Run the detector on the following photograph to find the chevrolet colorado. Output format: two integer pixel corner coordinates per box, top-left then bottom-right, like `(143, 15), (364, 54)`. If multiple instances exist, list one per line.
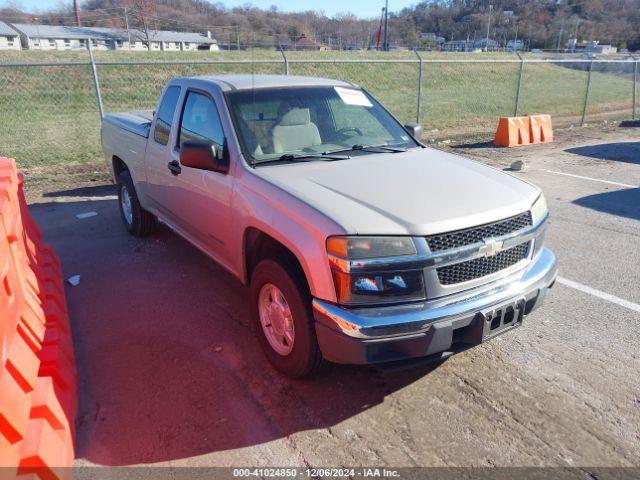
(101, 75), (557, 377)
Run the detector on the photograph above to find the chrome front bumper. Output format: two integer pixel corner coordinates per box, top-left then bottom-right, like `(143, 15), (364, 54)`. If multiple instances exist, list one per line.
(312, 247), (558, 364)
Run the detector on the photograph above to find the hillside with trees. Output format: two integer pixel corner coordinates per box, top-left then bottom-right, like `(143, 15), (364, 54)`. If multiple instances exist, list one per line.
(1, 0), (639, 50)
(397, 0), (640, 50)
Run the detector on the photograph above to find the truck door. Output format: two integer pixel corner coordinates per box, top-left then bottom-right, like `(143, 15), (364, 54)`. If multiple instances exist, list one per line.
(165, 89), (235, 271)
(143, 84), (182, 221)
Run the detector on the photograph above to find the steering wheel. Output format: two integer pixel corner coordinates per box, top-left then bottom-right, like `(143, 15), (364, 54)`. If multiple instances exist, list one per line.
(337, 126), (363, 137)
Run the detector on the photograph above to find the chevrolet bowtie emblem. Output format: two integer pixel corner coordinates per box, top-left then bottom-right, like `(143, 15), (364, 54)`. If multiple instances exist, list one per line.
(479, 238), (504, 257)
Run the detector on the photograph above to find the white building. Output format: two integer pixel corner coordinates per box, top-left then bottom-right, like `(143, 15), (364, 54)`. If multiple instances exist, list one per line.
(0, 21), (20, 50)
(419, 32), (445, 43)
(443, 38), (499, 52)
(592, 43), (617, 54)
(84, 27), (154, 51)
(9, 24), (218, 52)
(506, 39), (524, 51)
(566, 39), (618, 55)
(147, 30), (219, 51)
(12, 24), (90, 50)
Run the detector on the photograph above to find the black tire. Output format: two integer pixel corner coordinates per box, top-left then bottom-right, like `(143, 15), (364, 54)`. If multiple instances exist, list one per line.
(250, 258), (322, 378)
(117, 170), (156, 237)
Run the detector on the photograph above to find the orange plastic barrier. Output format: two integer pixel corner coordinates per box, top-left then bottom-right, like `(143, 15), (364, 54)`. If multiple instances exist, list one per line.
(493, 116), (531, 147)
(494, 114), (554, 147)
(0, 157), (76, 479)
(529, 114), (554, 144)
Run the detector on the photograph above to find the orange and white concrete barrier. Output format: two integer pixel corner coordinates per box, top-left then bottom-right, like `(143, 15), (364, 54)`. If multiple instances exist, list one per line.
(494, 114), (553, 147)
(0, 157), (76, 479)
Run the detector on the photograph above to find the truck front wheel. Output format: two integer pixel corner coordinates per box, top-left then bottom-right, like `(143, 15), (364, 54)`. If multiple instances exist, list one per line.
(117, 171), (156, 237)
(250, 259), (322, 378)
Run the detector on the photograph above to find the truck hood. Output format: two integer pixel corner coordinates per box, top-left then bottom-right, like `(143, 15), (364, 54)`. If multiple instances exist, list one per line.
(251, 147), (541, 235)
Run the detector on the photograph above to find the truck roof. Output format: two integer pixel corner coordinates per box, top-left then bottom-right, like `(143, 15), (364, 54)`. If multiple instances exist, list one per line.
(178, 74), (357, 92)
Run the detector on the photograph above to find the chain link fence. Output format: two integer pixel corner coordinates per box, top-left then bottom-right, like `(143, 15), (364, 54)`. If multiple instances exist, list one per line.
(0, 48), (637, 168)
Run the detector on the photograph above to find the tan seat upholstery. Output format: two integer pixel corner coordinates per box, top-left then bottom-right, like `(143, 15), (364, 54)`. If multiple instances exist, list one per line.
(272, 108), (321, 153)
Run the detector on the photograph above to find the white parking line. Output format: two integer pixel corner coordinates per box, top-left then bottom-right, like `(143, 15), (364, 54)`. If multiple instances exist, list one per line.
(557, 277), (640, 314)
(540, 169), (638, 189)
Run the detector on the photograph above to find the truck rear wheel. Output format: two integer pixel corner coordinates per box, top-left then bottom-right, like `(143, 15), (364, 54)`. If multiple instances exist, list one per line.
(117, 171), (156, 237)
(250, 258), (322, 378)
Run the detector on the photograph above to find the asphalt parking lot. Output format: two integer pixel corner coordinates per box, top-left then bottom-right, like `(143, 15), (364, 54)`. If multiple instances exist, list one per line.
(27, 125), (639, 470)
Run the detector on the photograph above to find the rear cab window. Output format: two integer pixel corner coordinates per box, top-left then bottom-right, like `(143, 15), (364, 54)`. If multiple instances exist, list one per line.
(154, 85), (181, 145)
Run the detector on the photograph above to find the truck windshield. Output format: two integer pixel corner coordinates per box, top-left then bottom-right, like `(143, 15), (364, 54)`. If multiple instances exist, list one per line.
(225, 86), (418, 165)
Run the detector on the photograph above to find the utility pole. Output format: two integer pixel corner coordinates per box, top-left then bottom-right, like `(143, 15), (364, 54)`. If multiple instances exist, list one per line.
(383, 0), (389, 51)
(73, 0), (81, 27)
(556, 18), (564, 51)
(485, 4), (493, 52)
(236, 26), (240, 50)
(375, 6), (384, 50)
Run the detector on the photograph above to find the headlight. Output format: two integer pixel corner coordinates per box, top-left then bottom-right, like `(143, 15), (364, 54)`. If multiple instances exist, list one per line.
(326, 236), (426, 306)
(327, 236), (416, 259)
(530, 193), (548, 225)
(530, 193), (548, 257)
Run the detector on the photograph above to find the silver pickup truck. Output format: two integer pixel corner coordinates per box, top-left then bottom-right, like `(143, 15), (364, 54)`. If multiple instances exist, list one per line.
(101, 75), (557, 377)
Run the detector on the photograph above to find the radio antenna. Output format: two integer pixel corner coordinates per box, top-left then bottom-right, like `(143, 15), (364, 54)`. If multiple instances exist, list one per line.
(251, 31), (255, 90)
(251, 31), (256, 124)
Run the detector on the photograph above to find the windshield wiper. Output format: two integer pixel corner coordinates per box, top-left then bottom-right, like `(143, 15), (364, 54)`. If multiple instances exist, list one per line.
(253, 152), (351, 167)
(352, 144), (408, 153)
(325, 144), (408, 155)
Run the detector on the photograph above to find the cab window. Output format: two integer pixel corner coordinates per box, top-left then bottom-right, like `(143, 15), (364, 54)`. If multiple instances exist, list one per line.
(178, 91), (225, 149)
(153, 86), (181, 145)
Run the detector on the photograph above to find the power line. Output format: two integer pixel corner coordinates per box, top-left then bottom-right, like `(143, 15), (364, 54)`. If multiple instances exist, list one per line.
(0, 12), (127, 21)
(125, 10), (240, 31)
(0, 11), (248, 41)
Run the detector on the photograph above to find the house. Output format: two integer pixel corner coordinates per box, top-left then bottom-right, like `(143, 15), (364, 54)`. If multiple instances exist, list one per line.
(11, 24), (96, 50)
(567, 39), (618, 55)
(591, 43), (617, 54)
(0, 21), (21, 50)
(443, 40), (474, 52)
(442, 38), (499, 52)
(288, 34), (329, 51)
(419, 33), (445, 43)
(598, 45), (618, 54)
(8, 24), (218, 52)
(506, 39), (524, 51)
(472, 38), (499, 51)
(82, 27), (147, 51)
(147, 30), (219, 52)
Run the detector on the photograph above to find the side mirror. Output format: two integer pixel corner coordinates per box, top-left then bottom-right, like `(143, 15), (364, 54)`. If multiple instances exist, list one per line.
(404, 123), (423, 141)
(179, 141), (229, 174)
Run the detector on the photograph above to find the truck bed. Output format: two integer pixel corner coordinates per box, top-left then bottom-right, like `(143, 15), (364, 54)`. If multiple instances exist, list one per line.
(101, 110), (153, 183)
(102, 110), (154, 138)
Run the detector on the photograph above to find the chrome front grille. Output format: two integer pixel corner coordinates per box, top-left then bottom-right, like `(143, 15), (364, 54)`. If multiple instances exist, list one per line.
(426, 212), (532, 252)
(426, 212), (533, 286)
(436, 242), (531, 285)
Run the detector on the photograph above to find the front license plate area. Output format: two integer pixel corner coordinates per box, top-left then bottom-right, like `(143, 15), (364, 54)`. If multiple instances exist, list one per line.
(481, 298), (526, 341)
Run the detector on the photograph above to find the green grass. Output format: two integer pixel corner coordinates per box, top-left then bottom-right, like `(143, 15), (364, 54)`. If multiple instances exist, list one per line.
(0, 49), (636, 168)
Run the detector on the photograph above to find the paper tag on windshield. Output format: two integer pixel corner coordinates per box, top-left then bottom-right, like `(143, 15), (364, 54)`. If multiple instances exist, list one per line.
(334, 87), (373, 108)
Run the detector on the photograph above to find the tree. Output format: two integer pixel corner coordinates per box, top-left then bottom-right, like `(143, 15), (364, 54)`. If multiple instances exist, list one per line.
(123, 0), (158, 51)
(9, 0), (640, 51)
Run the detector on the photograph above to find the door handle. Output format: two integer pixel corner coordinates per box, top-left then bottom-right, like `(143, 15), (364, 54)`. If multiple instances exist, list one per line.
(167, 160), (181, 176)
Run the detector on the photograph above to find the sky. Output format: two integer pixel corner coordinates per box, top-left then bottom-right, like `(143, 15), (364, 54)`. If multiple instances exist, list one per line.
(3, 0), (417, 19)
